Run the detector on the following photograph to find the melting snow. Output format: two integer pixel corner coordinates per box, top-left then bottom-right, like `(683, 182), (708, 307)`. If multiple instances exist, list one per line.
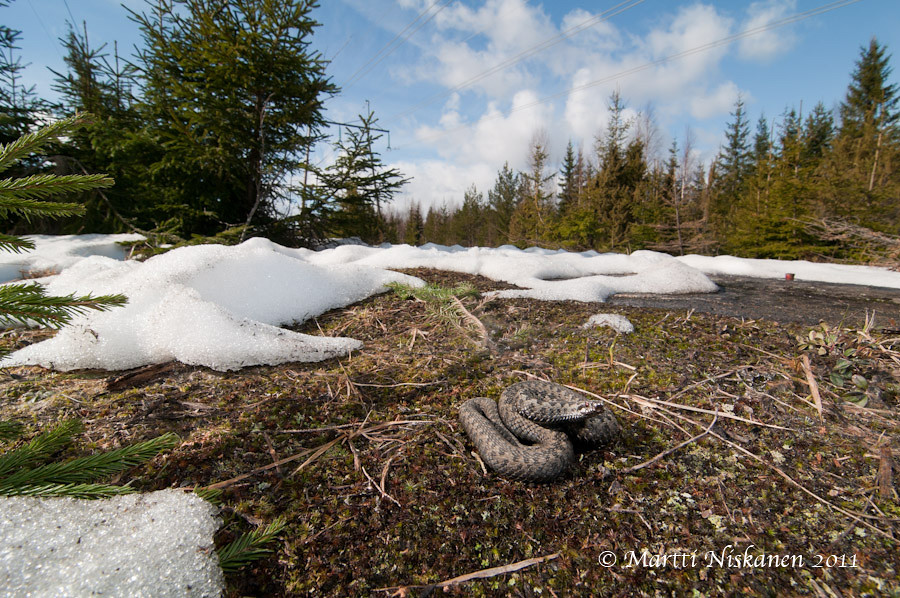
(582, 314), (635, 334)
(0, 490), (223, 598)
(1, 235), (898, 372)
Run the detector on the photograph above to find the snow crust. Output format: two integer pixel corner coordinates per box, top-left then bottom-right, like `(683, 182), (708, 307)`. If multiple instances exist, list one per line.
(0, 233), (143, 283)
(583, 314), (635, 334)
(3, 235), (897, 373)
(0, 490), (223, 598)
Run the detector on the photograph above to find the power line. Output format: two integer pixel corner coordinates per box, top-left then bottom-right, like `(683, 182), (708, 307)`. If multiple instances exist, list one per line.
(342, 0), (454, 89)
(393, 0), (865, 151)
(386, 0), (645, 123)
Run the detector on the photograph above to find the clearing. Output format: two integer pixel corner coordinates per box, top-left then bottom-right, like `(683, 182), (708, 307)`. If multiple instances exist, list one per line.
(1, 267), (898, 597)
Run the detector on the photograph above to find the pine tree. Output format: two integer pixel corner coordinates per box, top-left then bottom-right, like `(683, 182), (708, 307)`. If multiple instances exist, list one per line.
(131, 0), (337, 238)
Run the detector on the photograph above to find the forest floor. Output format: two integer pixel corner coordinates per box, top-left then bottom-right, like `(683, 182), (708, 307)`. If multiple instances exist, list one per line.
(1, 268), (899, 597)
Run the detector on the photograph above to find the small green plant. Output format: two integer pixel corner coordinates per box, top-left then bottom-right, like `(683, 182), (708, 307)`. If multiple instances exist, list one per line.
(388, 281), (486, 343)
(0, 419), (179, 498)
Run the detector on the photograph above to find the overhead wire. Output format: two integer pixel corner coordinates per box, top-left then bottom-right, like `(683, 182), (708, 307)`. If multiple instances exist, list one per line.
(393, 0), (865, 151)
(386, 0), (646, 123)
(342, 0), (454, 89)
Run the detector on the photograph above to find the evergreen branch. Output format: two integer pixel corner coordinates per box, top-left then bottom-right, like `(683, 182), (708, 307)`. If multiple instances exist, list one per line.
(217, 517), (287, 574)
(0, 420), (80, 478)
(0, 432), (179, 491)
(0, 114), (93, 174)
(0, 482), (137, 499)
(0, 233), (35, 253)
(193, 487), (223, 505)
(0, 173), (112, 206)
(0, 420), (24, 442)
(0, 283), (127, 328)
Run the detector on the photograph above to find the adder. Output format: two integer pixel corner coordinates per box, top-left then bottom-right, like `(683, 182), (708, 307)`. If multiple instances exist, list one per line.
(458, 380), (620, 481)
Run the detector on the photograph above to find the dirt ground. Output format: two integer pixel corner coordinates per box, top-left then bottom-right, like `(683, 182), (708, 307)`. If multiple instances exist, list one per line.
(1, 268), (898, 597)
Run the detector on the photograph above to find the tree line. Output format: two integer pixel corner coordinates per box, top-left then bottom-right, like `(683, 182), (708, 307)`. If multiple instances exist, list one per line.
(387, 38), (899, 262)
(2, 0), (897, 261)
(1, 0), (407, 247)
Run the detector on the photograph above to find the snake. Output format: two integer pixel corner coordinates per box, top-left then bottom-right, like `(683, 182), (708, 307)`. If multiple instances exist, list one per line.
(458, 380), (620, 482)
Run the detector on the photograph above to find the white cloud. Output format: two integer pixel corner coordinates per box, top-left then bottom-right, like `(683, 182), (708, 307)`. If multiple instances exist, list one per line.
(690, 81), (742, 119)
(738, 0), (799, 62)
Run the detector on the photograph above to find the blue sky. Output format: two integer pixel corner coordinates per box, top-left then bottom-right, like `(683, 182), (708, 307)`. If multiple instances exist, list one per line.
(4, 0), (900, 213)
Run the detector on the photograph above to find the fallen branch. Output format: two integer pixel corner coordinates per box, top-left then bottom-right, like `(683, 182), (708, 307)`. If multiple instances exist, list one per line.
(377, 552), (560, 596)
(621, 410), (719, 474)
(800, 354), (824, 420)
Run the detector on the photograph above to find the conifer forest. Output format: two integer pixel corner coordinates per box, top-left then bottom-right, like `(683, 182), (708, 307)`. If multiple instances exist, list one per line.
(1, 0), (898, 263)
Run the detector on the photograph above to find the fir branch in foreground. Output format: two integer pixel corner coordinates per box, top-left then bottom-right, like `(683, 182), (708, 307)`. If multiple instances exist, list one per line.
(0, 174), (112, 207)
(217, 517), (287, 574)
(0, 283), (127, 328)
(1, 482), (138, 499)
(0, 429), (180, 498)
(0, 233), (35, 254)
(0, 114), (93, 174)
(0, 420), (25, 443)
(0, 432), (180, 494)
(0, 419), (81, 478)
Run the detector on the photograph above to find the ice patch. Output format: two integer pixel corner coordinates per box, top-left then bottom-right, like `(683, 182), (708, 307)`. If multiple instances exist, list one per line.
(0, 489), (223, 598)
(582, 314), (635, 334)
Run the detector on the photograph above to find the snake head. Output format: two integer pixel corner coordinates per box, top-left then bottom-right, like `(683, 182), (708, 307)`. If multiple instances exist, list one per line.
(570, 400), (607, 419)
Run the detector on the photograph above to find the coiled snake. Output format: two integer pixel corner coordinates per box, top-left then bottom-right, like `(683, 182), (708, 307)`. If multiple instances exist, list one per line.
(458, 381), (620, 481)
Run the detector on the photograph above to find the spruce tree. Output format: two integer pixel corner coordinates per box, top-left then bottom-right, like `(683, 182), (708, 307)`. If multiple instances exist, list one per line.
(557, 140), (578, 214)
(712, 96), (752, 241)
(319, 110), (410, 244)
(509, 135), (555, 247)
(452, 185), (485, 247)
(131, 0), (337, 239)
(825, 38), (899, 232)
(486, 162), (520, 246)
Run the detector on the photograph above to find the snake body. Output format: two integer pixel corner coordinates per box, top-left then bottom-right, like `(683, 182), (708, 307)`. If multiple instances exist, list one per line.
(458, 381), (620, 481)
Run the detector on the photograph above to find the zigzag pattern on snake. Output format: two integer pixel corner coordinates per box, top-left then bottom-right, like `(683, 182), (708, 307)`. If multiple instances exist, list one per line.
(458, 380), (620, 482)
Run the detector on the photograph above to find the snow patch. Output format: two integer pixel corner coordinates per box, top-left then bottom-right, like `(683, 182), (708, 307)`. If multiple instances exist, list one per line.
(0, 233), (143, 283)
(582, 314), (635, 334)
(0, 490), (223, 598)
(3, 238), (421, 371)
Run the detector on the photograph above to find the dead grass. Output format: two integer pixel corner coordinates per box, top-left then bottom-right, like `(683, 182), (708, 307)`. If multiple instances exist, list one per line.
(1, 268), (898, 597)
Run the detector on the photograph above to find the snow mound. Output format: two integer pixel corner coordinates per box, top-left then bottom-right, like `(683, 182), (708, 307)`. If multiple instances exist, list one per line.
(678, 254), (900, 289)
(0, 233), (144, 283)
(0, 490), (223, 598)
(3, 238), (421, 371)
(582, 314), (635, 334)
(306, 244), (720, 302)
